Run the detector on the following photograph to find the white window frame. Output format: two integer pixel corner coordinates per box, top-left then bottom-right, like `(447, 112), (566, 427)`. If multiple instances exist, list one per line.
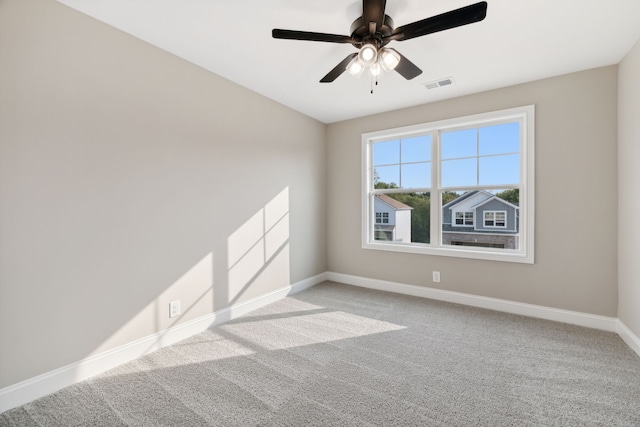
(361, 105), (535, 264)
(484, 211), (507, 228)
(455, 211), (474, 227)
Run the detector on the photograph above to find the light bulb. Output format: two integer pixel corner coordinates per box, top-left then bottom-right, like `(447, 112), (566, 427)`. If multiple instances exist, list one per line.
(362, 46), (375, 61)
(369, 62), (381, 77)
(357, 43), (378, 67)
(347, 57), (364, 78)
(380, 48), (400, 70)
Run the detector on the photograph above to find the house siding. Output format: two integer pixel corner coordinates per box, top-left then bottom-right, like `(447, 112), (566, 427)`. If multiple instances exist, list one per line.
(374, 198), (397, 227)
(441, 192), (519, 249)
(474, 199), (518, 232)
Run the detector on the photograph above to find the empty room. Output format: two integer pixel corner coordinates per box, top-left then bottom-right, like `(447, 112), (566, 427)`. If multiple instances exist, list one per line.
(1, 0), (640, 425)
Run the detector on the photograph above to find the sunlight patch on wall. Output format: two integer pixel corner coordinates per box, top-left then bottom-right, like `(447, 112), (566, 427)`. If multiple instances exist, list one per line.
(227, 188), (290, 304)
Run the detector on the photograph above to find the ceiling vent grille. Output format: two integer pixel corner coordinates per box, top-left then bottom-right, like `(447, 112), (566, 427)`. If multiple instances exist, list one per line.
(423, 77), (454, 90)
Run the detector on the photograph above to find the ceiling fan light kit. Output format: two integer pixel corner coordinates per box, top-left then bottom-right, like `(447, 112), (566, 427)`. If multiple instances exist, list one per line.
(358, 43), (378, 66)
(272, 0), (487, 92)
(347, 57), (365, 78)
(380, 48), (401, 71)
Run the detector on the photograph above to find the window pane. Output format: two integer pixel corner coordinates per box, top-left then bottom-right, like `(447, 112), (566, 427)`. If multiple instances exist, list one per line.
(373, 193), (430, 244)
(441, 158), (477, 187)
(401, 135), (431, 163)
(401, 162), (431, 188)
(479, 154), (520, 186)
(441, 129), (477, 159)
(465, 212), (474, 225)
(484, 212), (494, 226)
(373, 140), (399, 165)
(374, 165), (400, 188)
(479, 122), (520, 156)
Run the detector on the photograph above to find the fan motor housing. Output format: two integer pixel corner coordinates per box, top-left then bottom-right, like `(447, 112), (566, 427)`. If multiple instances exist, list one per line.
(350, 14), (394, 47)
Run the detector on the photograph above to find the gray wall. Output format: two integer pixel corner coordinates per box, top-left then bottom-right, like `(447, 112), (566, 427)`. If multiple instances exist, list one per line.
(327, 66), (618, 317)
(0, 0), (326, 388)
(618, 38), (640, 338)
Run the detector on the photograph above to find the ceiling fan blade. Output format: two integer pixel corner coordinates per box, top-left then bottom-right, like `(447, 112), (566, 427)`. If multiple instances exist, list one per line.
(385, 1), (487, 43)
(391, 49), (423, 80)
(362, 0), (386, 31)
(272, 29), (354, 44)
(320, 53), (358, 83)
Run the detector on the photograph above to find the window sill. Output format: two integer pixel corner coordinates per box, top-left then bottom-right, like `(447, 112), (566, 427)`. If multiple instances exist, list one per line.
(363, 241), (534, 264)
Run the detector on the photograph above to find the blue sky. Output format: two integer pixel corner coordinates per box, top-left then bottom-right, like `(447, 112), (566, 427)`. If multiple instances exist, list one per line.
(373, 122), (519, 188)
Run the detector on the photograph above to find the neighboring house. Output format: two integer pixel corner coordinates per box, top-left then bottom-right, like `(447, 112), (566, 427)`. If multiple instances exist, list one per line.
(374, 194), (412, 242)
(442, 190), (519, 249)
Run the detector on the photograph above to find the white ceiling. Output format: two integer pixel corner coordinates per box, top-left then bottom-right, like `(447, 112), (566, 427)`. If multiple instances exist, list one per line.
(57, 0), (640, 124)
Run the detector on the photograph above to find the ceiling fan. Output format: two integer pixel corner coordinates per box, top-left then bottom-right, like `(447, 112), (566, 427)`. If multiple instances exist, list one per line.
(272, 0), (487, 86)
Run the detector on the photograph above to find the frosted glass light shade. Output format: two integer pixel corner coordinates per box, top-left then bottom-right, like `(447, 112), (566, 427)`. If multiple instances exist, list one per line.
(347, 57), (364, 78)
(369, 62), (382, 77)
(380, 48), (400, 70)
(358, 43), (378, 67)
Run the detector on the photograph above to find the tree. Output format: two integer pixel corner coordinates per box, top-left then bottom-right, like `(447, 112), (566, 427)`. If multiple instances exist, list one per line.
(387, 192), (431, 244)
(375, 181), (398, 189)
(496, 188), (519, 204)
(442, 191), (459, 205)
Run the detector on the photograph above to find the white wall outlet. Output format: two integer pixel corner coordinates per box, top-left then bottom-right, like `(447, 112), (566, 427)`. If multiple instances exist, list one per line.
(169, 300), (181, 318)
(433, 271), (441, 283)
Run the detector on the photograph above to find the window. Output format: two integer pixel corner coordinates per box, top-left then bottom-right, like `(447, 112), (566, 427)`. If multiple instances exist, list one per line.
(375, 212), (389, 224)
(455, 211), (474, 226)
(484, 211), (506, 228)
(362, 105), (534, 263)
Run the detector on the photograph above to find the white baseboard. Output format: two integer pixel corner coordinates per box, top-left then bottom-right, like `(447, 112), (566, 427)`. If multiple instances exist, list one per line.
(617, 320), (640, 359)
(326, 272), (619, 332)
(0, 272), (326, 414)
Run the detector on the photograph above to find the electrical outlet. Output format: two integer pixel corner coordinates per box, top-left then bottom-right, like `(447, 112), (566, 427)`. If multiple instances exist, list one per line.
(432, 271), (441, 283)
(169, 300), (181, 318)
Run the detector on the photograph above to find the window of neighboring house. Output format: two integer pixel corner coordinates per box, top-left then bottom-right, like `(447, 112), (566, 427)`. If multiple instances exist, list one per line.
(375, 212), (389, 224)
(455, 211), (474, 226)
(484, 211), (506, 227)
(362, 105), (534, 264)
(374, 230), (393, 241)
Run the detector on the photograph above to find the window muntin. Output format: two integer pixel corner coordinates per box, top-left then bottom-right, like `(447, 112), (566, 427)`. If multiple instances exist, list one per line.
(373, 135), (432, 190)
(362, 105), (534, 264)
(441, 123), (520, 188)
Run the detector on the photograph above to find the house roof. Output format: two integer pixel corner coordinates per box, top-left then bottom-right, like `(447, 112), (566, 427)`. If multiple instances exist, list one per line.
(443, 190), (491, 210)
(375, 194), (413, 211)
(471, 195), (520, 210)
(444, 190), (519, 211)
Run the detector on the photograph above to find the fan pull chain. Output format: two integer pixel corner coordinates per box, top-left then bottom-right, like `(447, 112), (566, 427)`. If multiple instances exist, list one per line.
(370, 76), (379, 94)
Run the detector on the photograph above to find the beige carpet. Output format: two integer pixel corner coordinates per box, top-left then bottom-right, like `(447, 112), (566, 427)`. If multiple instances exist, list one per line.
(2, 281), (640, 426)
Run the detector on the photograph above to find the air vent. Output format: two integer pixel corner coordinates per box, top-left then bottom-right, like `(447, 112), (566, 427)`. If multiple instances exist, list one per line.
(423, 77), (454, 90)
